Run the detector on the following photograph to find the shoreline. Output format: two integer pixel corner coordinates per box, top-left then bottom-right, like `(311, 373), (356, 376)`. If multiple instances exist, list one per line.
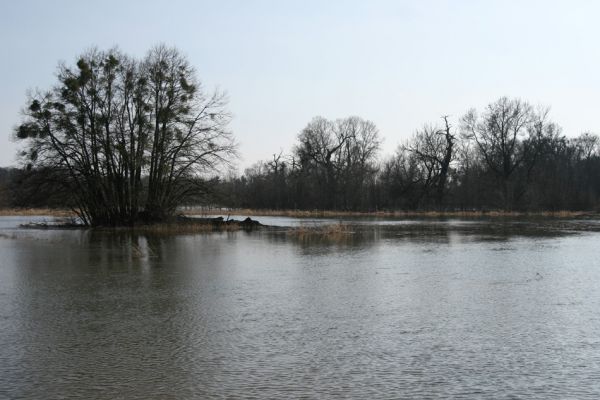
(4, 209), (600, 239)
(182, 208), (597, 219)
(16, 215), (264, 234)
(0, 207), (596, 219)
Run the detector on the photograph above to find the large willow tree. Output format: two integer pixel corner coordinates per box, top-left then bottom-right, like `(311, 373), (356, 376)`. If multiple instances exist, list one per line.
(15, 45), (235, 226)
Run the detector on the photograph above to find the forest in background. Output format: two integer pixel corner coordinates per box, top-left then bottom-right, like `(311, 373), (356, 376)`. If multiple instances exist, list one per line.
(216, 97), (600, 212)
(3, 96), (600, 213)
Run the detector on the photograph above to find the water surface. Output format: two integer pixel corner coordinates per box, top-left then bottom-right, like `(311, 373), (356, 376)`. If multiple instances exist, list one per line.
(1, 216), (600, 399)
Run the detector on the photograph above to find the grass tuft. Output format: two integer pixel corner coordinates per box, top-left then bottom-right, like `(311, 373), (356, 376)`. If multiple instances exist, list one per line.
(288, 223), (353, 238)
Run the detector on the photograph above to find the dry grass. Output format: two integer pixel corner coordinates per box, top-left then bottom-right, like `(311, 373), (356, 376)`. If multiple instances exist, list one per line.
(0, 208), (75, 217)
(287, 223), (353, 239)
(96, 220), (251, 235)
(196, 208), (594, 219)
(143, 223), (242, 234)
(285, 223), (357, 245)
(3, 206), (592, 221)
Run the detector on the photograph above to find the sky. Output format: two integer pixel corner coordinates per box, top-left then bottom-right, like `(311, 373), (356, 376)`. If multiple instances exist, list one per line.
(1, 0), (599, 171)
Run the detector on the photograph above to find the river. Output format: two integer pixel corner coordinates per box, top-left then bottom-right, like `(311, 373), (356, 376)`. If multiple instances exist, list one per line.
(1, 215), (599, 398)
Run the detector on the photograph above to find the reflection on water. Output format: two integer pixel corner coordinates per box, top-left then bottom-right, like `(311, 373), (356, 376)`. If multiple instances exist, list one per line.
(1, 216), (600, 398)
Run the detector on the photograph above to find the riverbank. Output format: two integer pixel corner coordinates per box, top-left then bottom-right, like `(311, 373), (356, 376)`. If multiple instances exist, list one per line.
(1, 207), (596, 219)
(182, 207), (596, 219)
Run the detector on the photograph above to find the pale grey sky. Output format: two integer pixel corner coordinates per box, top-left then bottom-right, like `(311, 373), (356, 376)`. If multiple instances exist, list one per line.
(1, 0), (599, 171)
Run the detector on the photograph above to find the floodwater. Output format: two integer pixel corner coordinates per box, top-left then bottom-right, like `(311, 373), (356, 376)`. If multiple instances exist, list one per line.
(1, 215), (600, 399)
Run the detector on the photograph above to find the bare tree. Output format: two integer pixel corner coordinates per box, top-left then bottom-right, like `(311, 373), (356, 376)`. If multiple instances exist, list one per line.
(142, 45), (235, 220)
(15, 45), (236, 226)
(380, 146), (422, 208)
(294, 116), (380, 209)
(405, 116), (456, 207)
(335, 117), (381, 209)
(294, 117), (342, 208)
(461, 97), (537, 209)
(572, 132), (599, 161)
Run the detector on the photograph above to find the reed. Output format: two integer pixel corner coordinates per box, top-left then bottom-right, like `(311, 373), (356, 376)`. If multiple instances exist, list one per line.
(0, 208), (74, 217)
(110, 220), (249, 235)
(3, 206), (592, 220)
(288, 223), (353, 238)
(193, 208), (593, 219)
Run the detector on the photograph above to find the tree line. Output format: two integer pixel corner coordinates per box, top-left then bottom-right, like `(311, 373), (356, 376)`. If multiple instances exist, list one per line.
(213, 97), (600, 212)
(6, 44), (600, 219)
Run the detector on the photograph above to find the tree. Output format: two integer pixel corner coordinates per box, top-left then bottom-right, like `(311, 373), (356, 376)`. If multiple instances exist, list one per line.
(572, 132), (599, 161)
(461, 97), (540, 209)
(294, 116), (380, 209)
(405, 116), (456, 207)
(15, 45), (235, 226)
(379, 147), (422, 209)
(294, 117), (345, 209)
(336, 116), (380, 209)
